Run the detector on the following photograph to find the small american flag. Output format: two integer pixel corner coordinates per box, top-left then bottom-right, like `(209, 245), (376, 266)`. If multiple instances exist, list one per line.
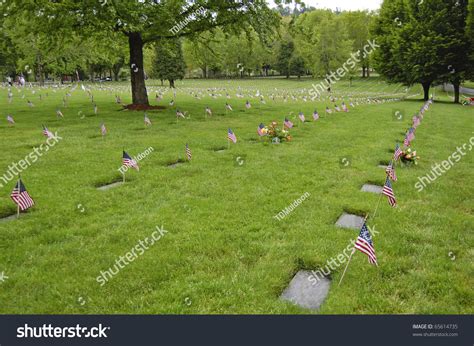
(94, 104), (98, 115)
(393, 144), (403, 161)
(385, 160), (397, 181)
(226, 103), (233, 111)
(101, 123), (107, 136)
(42, 125), (54, 139)
(382, 176), (397, 207)
(185, 143), (192, 161)
(7, 115), (15, 124)
(176, 109), (185, 118)
(342, 103), (348, 112)
(403, 136), (410, 147)
(227, 128), (237, 143)
(56, 109), (64, 118)
(313, 110), (319, 120)
(325, 106), (332, 114)
(206, 106), (212, 116)
(257, 123), (266, 136)
(144, 114), (152, 126)
(123, 151), (139, 171)
(11, 179), (35, 211)
(355, 222), (378, 265)
(284, 118), (293, 129)
(298, 112), (305, 123)
(169, 99), (175, 106)
(245, 101), (251, 109)
(27, 100), (34, 107)
(334, 105), (341, 112)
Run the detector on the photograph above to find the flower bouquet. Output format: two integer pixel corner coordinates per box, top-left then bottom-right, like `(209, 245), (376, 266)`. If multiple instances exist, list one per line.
(259, 121), (291, 143)
(400, 147), (420, 165)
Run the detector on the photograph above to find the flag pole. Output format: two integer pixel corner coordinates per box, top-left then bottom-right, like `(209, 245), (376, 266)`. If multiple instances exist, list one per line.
(122, 148), (125, 183)
(371, 193), (384, 222)
(16, 175), (21, 218)
(338, 214), (368, 287)
(338, 248), (355, 286)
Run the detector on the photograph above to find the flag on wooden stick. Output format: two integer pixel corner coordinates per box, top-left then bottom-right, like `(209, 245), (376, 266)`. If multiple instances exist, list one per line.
(123, 151), (139, 171)
(11, 178), (35, 211)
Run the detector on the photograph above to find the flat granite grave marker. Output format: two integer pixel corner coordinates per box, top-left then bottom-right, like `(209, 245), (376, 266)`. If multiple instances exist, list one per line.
(0, 214), (18, 222)
(360, 184), (383, 194)
(335, 213), (365, 230)
(97, 182), (123, 191)
(280, 270), (331, 311)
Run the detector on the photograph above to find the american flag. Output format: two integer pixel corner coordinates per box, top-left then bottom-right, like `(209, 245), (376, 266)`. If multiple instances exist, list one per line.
(245, 101), (251, 109)
(101, 123), (107, 136)
(144, 114), (152, 126)
(382, 176), (397, 207)
(11, 179), (35, 211)
(169, 99), (175, 106)
(385, 160), (397, 181)
(335, 105), (341, 112)
(326, 106), (332, 114)
(27, 100), (34, 107)
(176, 109), (185, 118)
(226, 103), (233, 111)
(7, 115), (15, 124)
(42, 125), (54, 139)
(298, 112), (305, 122)
(342, 103), (348, 112)
(355, 222), (378, 265)
(206, 106), (212, 116)
(56, 109), (64, 118)
(393, 144), (403, 161)
(94, 104), (98, 115)
(313, 110), (319, 120)
(257, 123), (266, 136)
(403, 136), (410, 147)
(123, 151), (139, 171)
(185, 143), (192, 161)
(227, 128), (237, 143)
(284, 118), (293, 128)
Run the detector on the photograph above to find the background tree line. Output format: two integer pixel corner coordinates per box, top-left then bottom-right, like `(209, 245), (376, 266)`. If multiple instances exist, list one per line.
(1, 0), (472, 103)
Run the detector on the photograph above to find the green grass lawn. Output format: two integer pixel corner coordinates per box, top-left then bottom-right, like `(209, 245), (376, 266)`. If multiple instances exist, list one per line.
(0, 78), (472, 314)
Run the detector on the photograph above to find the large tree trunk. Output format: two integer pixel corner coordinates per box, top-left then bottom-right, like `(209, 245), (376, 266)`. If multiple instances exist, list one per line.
(362, 67), (366, 78)
(452, 79), (460, 104)
(128, 32), (149, 106)
(421, 81), (431, 101)
(169, 79), (175, 88)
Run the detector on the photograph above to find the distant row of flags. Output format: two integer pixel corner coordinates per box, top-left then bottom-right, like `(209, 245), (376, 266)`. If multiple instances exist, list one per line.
(342, 99), (433, 278)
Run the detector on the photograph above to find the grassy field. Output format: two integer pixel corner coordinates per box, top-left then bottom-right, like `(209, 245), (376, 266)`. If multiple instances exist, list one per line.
(0, 78), (472, 314)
